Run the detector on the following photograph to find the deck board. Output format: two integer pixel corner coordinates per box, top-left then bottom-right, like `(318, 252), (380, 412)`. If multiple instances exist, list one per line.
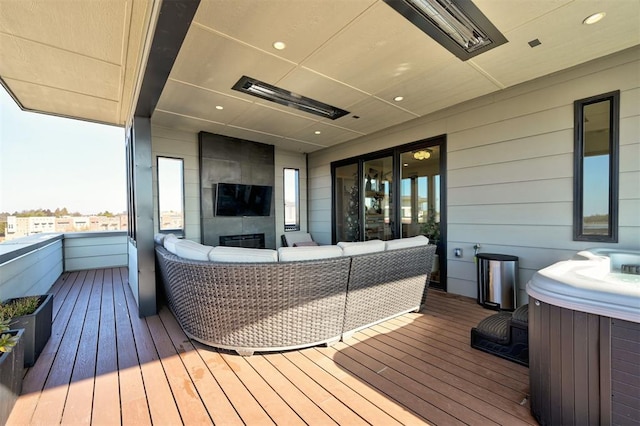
(124, 275), (183, 426)
(8, 268), (537, 425)
(249, 353), (346, 425)
(60, 269), (101, 425)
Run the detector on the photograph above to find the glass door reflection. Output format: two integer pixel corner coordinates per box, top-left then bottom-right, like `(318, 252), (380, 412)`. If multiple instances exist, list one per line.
(400, 146), (441, 284)
(363, 156), (394, 241)
(334, 162), (359, 242)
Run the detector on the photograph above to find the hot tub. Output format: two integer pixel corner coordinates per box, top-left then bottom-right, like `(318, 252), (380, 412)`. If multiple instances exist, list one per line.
(526, 248), (639, 426)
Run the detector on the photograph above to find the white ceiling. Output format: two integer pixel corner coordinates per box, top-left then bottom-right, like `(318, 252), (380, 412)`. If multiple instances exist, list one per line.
(0, 0), (155, 125)
(1, 0), (639, 153)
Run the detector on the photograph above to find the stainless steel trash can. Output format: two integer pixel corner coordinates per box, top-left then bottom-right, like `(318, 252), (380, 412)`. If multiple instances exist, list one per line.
(476, 253), (518, 311)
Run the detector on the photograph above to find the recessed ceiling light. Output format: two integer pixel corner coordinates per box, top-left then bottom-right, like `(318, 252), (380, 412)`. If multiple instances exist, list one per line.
(403, 163), (409, 167)
(215, 105), (224, 110)
(314, 131), (321, 135)
(394, 96), (404, 102)
(273, 41), (286, 50)
(583, 12), (606, 25)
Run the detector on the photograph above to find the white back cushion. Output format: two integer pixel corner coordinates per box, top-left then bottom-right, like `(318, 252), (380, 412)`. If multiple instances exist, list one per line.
(174, 240), (213, 261)
(337, 240), (386, 256)
(283, 232), (314, 247)
(209, 246), (278, 263)
(385, 235), (429, 251)
(163, 234), (180, 254)
(278, 245), (343, 261)
(154, 233), (169, 245)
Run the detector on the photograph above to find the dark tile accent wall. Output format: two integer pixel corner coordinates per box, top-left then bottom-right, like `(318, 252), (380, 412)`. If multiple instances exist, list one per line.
(199, 132), (276, 248)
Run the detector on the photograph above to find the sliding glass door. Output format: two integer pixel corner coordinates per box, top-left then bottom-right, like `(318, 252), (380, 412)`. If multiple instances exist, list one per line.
(332, 136), (446, 288)
(400, 146), (440, 240)
(363, 155), (394, 241)
(400, 146), (442, 286)
(334, 163), (359, 242)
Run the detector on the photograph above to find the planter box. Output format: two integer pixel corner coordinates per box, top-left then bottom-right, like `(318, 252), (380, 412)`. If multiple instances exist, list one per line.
(0, 329), (24, 426)
(7, 294), (53, 367)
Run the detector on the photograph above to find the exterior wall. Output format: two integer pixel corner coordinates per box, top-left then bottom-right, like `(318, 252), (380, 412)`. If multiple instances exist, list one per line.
(63, 232), (128, 271)
(275, 148), (308, 247)
(150, 126), (308, 247)
(0, 236), (63, 300)
(151, 126), (201, 242)
(307, 47), (640, 304)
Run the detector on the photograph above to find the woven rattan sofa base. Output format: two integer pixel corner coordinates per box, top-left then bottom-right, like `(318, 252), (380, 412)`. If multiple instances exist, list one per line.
(342, 244), (437, 340)
(155, 246), (351, 356)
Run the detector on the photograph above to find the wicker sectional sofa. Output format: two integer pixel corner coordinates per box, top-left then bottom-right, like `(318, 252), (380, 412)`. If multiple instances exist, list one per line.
(155, 235), (436, 356)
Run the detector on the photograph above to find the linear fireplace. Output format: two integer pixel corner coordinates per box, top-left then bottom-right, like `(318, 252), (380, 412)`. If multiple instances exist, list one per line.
(219, 233), (265, 249)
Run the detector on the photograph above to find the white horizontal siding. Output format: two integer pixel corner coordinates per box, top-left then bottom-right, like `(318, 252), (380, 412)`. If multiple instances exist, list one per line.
(449, 178), (572, 205)
(275, 148), (308, 247)
(151, 126), (201, 242)
(307, 164), (333, 244)
(64, 234), (128, 271)
(307, 47), (640, 302)
(0, 240), (63, 300)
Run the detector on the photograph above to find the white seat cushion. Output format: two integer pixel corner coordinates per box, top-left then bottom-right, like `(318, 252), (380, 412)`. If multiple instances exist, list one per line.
(209, 246), (278, 263)
(385, 235), (430, 251)
(283, 232), (314, 247)
(278, 245), (343, 261)
(337, 240), (386, 256)
(163, 234), (180, 254)
(174, 240), (213, 261)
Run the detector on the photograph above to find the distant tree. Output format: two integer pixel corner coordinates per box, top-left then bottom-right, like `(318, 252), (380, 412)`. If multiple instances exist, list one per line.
(14, 208), (55, 217)
(0, 222), (5, 236)
(53, 207), (70, 217)
(584, 214), (608, 223)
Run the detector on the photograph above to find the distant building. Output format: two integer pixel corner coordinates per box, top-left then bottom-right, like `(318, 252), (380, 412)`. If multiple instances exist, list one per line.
(4, 214), (128, 241)
(159, 212), (183, 231)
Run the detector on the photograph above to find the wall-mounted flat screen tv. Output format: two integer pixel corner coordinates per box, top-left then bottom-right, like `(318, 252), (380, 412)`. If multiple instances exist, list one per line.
(215, 183), (273, 216)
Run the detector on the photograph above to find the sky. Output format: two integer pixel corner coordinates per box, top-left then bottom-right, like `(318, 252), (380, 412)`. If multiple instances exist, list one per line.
(583, 154), (609, 216)
(0, 86), (126, 215)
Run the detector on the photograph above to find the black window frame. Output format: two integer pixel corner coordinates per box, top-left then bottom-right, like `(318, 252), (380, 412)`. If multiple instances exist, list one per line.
(573, 90), (620, 243)
(283, 167), (300, 231)
(157, 156), (185, 236)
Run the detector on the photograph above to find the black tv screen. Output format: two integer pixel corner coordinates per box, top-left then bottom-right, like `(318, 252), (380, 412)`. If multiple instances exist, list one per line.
(215, 183), (272, 216)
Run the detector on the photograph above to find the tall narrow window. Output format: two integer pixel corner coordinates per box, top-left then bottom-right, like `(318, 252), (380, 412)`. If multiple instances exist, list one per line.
(158, 157), (184, 234)
(284, 168), (300, 231)
(574, 91), (619, 242)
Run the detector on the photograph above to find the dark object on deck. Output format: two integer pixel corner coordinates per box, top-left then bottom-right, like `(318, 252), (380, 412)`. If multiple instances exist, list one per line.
(470, 303), (529, 366)
(5, 294), (53, 367)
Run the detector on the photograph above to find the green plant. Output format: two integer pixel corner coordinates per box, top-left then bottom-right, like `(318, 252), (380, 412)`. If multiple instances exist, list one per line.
(421, 209), (440, 243)
(0, 296), (41, 322)
(0, 318), (19, 353)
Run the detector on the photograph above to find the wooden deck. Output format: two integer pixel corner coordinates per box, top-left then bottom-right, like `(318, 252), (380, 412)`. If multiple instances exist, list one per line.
(7, 268), (536, 425)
